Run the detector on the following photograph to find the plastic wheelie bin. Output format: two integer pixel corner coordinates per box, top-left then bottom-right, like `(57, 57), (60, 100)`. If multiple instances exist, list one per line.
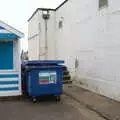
(22, 60), (64, 102)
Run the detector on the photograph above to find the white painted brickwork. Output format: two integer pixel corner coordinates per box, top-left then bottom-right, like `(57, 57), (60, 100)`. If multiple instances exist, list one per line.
(55, 0), (120, 101)
(28, 0), (120, 101)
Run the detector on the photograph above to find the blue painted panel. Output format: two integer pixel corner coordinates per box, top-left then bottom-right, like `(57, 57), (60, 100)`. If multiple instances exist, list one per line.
(0, 41), (13, 69)
(0, 81), (19, 85)
(0, 87), (19, 91)
(0, 33), (19, 38)
(0, 74), (19, 78)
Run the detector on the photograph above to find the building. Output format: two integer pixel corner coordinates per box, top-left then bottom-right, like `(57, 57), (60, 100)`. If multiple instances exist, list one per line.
(28, 0), (120, 101)
(0, 20), (24, 96)
(28, 8), (56, 60)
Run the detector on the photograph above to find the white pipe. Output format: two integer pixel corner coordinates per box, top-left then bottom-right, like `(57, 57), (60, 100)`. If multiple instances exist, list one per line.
(38, 22), (41, 60)
(45, 19), (48, 60)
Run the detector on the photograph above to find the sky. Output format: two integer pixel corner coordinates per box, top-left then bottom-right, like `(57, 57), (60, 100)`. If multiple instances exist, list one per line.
(0, 0), (65, 51)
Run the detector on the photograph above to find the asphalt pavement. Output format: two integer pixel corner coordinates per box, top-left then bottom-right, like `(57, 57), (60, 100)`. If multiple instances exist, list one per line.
(0, 95), (105, 120)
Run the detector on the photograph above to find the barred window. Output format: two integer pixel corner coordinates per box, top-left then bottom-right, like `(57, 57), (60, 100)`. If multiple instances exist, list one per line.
(99, 0), (108, 9)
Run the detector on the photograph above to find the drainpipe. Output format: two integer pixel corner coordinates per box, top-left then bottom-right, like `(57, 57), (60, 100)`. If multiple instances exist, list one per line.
(42, 10), (50, 60)
(38, 22), (41, 60)
(45, 19), (48, 60)
(38, 10), (42, 60)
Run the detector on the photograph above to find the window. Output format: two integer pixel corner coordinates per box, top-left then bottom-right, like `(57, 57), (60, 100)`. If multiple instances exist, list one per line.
(99, 0), (108, 9)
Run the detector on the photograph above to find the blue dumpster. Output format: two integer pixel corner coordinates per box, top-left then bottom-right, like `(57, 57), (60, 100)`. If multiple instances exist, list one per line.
(22, 60), (64, 102)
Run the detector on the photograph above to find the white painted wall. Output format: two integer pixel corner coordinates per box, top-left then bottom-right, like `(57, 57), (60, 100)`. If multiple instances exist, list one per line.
(47, 11), (56, 59)
(14, 39), (21, 72)
(28, 10), (56, 60)
(28, 11), (40, 60)
(55, 0), (120, 101)
(28, 0), (120, 101)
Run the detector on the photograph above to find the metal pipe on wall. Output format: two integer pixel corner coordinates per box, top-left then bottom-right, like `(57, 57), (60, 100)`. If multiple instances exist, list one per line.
(42, 10), (50, 60)
(38, 22), (41, 60)
(38, 10), (41, 60)
(45, 19), (48, 60)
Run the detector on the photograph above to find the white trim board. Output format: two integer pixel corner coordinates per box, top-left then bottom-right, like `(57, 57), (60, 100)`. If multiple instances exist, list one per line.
(0, 91), (21, 96)
(0, 20), (24, 38)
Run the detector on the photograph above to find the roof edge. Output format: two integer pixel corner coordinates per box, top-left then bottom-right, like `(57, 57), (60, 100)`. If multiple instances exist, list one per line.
(55, 0), (68, 11)
(28, 8), (39, 22)
(28, 0), (68, 22)
(0, 20), (24, 38)
(28, 8), (55, 22)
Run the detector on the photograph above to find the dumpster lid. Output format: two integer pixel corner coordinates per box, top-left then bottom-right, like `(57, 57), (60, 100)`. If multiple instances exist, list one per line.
(23, 60), (64, 65)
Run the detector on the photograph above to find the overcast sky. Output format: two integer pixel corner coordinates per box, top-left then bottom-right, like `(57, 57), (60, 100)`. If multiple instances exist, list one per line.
(0, 0), (64, 51)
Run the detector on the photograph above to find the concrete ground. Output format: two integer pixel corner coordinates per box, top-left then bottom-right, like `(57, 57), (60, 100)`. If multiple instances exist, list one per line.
(64, 84), (120, 120)
(0, 95), (105, 120)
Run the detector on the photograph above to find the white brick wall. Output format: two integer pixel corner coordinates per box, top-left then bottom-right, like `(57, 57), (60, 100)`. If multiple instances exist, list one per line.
(28, 10), (56, 60)
(28, 11), (40, 60)
(28, 0), (120, 101)
(55, 0), (120, 101)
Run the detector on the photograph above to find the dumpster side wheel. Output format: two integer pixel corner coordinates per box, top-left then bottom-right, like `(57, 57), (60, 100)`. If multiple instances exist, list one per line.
(32, 97), (37, 103)
(56, 95), (61, 102)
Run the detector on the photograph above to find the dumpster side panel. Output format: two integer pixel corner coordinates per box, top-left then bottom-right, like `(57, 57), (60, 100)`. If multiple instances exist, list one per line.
(27, 67), (63, 97)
